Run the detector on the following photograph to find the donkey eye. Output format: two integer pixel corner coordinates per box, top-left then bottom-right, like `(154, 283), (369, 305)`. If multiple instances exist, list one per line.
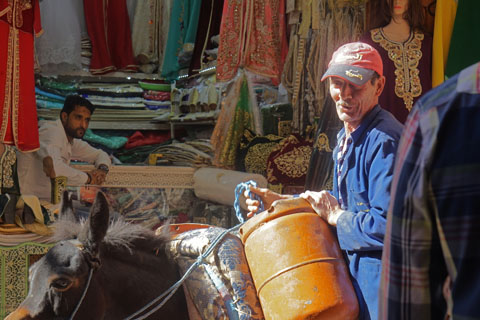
(51, 278), (72, 291)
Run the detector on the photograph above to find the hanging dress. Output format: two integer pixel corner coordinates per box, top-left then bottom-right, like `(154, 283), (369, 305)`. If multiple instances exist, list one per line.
(161, 0), (202, 80)
(361, 28), (432, 124)
(35, 0), (83, 74)
(0, 0), (42, 152)
(83, 0), (137, 75)
(188, 0), (224, 75)
(216, 0), (288, 85)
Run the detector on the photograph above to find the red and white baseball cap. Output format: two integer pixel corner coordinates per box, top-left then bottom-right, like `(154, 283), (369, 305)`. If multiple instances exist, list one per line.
(321, 42), (383, 86)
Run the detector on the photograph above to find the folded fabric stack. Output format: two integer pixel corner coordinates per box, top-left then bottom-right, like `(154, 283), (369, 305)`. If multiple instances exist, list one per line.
(78, 82), (145, 110)
(35, 77), (78, 109)
(81, 37), (92, 71)
(83, 129), (128, 150)
(138, 79), (172, 111)
(150, 139), (213, 167)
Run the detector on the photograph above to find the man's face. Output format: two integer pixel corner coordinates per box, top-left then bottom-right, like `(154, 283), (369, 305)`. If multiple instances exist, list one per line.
(61, 105), (91, 139)
(329, 76), (384, 131)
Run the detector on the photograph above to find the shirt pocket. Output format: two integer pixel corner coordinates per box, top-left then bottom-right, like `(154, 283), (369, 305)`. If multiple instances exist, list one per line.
(348, 188), (370, 212)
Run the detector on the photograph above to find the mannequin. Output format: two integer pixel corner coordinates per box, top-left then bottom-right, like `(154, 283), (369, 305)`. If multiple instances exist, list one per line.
(361, 0), (432, 124)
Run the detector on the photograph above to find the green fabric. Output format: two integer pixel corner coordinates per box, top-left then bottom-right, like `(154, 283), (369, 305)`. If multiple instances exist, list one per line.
(219, 76), (255, 167)
(445, 0), (480, 78)
(161, 0), (202, 80)
(38, 77), (78, 92)
(83, 129), (128, 150)
(35, 96), (64, 109)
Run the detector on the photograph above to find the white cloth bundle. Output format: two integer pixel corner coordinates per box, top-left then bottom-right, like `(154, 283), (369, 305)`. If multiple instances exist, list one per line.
(193, 168), (267, 209)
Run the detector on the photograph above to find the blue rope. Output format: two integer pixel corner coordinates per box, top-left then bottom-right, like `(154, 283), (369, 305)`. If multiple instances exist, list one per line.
(233, 180), (264, 223)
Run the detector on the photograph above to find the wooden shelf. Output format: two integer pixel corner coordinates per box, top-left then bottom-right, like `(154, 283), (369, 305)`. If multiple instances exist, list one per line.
(86, 120), (169, 130)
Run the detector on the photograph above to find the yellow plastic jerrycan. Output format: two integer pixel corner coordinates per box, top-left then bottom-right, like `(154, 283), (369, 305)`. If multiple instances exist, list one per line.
(239, 198), (359, 320)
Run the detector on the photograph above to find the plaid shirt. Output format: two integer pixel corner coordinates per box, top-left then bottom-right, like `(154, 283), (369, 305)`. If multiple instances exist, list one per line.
(379, 62), (480, 319)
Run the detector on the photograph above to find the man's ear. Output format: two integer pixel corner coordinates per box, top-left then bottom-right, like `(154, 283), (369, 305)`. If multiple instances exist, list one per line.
(60, 111), (67, 123)
(375, 76), (386, 97)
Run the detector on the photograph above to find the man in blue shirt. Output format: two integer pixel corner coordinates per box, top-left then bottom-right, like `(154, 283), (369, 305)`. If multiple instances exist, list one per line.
(245, 42), (404, 319)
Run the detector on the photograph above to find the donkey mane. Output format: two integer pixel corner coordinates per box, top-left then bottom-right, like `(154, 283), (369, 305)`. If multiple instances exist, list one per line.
(51, 215), (170, 254)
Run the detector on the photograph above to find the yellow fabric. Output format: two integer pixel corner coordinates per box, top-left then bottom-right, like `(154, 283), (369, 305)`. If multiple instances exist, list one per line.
(14, 195), (52, 236)
(299, 0), (312, 39)
(432, 0), (458, 87)
(0, 223), (28, 234)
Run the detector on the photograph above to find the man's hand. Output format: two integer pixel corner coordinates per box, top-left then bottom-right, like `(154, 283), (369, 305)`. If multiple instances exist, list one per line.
(300, 190), (343, 226)
(42, 156), (56, 178)
(243, 186), (289, 218)
(89, 169), (107, 185)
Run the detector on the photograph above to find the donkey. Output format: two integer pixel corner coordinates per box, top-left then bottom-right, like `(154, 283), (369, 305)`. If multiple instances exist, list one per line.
(6, 191), (188, 320)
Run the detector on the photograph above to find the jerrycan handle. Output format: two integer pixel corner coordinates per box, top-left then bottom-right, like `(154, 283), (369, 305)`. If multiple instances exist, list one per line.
(239, 197), (317, 243)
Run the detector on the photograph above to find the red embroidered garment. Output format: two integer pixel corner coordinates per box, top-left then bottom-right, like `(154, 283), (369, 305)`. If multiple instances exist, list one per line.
(216, 0), (288, 84)
(266, 134), (313, 193)
(83, 0), (137, 75)
(0, 0), (42, 152)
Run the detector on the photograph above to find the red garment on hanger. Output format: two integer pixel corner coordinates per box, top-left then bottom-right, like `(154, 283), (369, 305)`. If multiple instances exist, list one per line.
(216, 0), (288, 84)
(0, 0), (42, 152)
(83, 0), (137, 75)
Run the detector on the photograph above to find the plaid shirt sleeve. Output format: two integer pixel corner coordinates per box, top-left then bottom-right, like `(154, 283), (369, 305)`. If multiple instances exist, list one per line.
(379, 62), (480, 320)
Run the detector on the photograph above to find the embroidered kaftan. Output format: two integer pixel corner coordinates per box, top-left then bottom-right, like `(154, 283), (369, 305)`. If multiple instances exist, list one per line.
(0, 0), (42, 152)
(216, 0), (288, 84)
(361, 28), (432, 124)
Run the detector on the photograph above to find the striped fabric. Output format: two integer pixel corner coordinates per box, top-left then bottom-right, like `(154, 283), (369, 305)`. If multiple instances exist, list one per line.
(379, 62), (480, 320)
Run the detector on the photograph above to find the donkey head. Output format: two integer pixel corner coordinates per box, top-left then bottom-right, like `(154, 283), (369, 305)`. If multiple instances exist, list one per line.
(5, 191), (110, 320)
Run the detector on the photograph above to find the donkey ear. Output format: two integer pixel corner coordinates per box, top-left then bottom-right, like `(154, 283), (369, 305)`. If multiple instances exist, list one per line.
(59, 190), (78, 222)
(86, 191), (109, 253)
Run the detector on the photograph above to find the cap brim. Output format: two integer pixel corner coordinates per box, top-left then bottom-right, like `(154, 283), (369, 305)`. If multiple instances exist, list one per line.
(321, 65), (375, 86)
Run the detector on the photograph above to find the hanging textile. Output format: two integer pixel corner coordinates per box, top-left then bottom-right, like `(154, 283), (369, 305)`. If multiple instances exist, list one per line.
(432, 0), (457, 87)
(35, 0), (83, 73)
(83, 0), (137, 75)
(361, 28), (432, 123)
(266, 133), (313, 194)
(236, 128), (283, 176)
(444, 0), (480, 79)
(161, 0), (202, 81)
(211, 72), (257, 168)
(304, 97), (341, 192)
(131, 0), (161, 71)
(216, 0), (288, 85)
(0, 0), (42, 152)
(283, 0), (366, 132)
(131, 0), (172, 74)
(188, 0), (224, 75)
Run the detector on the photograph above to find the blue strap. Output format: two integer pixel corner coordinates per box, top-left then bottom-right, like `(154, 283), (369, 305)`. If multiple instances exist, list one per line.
(233, 180), (264, 223)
